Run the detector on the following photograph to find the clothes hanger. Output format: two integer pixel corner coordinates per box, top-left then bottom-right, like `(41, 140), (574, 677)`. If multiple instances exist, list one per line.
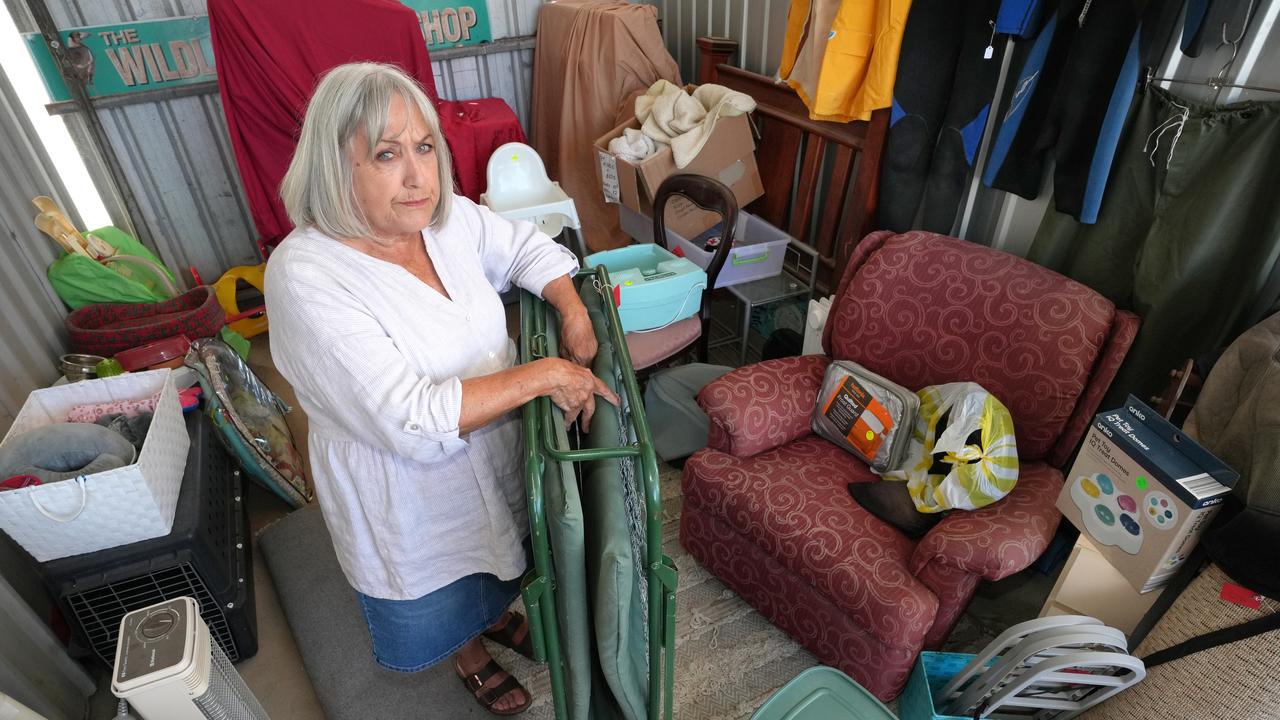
(1146, 0), (1280, 99)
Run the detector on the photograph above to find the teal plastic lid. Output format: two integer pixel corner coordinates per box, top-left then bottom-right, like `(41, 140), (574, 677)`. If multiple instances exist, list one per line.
(752, 666), (898, 720)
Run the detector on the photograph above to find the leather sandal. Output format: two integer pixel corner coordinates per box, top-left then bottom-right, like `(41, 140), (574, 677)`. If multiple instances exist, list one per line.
(455, 657), (532, 716)
(482, 611), (536, 660)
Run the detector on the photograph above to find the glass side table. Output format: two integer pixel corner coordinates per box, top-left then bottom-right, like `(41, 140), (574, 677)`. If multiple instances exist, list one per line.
(723, 238), (819, 365)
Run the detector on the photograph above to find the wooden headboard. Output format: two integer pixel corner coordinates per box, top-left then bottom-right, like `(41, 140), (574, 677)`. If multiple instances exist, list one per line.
(697, 37), (888, 290)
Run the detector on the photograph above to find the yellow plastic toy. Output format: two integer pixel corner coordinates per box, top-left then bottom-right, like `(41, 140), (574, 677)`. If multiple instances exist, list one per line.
(213, 263), (269, 339)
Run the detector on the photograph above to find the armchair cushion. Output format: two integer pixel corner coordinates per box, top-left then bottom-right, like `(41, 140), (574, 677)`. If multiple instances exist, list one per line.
(823, 230), (1120, 462)
(697, 354), (830, 457)
(908, 461), (1064, 581)
(682, 436), (939, 651)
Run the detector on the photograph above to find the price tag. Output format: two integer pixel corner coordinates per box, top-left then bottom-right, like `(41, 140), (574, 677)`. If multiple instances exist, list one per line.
(1221, 582), (1264, 611)
(597, 150), (619, 204)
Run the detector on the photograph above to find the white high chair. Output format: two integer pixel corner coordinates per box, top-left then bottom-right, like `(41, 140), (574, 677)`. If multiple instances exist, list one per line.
(481, 142), (585, 258)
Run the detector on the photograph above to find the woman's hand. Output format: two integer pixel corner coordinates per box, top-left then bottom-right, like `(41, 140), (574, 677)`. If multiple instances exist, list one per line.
(560, 309), (598, 368)
(541, 358), (619, 430)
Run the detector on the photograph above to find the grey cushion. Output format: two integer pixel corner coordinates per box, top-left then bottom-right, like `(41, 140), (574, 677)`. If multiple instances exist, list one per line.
(0, 422), (135, 484)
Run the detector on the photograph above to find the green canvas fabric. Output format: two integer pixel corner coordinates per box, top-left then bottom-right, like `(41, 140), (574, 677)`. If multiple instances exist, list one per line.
(46, 226), (177, 309)
(1029, 85), (1280, 407)
(578, 280), (650, 720)
(538, 304), (595, 720)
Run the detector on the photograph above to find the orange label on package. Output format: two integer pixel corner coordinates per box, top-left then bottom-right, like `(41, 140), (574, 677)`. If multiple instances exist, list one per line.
(821, 376), (893, 459)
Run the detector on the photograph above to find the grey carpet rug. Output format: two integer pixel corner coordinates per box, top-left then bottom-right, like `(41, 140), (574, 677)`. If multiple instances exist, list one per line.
(258, 465), (820, 720)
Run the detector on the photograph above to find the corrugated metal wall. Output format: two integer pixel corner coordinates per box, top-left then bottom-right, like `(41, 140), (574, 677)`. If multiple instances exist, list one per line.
(645, 0), (791, 81)
(4, 0), (542, 287)
(436, 0), (539, 123)
(7, 0), (261, 286)
(0, 63), (71, 435)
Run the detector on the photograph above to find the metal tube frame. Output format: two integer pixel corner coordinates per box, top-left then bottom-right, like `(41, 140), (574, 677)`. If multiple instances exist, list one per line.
(519, 266), (678, 720)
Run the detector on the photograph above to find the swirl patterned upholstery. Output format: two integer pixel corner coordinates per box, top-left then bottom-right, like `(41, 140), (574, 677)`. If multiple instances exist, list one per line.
(680, 231), (1138, 700)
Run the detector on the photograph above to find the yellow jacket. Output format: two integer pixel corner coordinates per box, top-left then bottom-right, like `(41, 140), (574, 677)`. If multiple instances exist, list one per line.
(779, 0), (912, 123)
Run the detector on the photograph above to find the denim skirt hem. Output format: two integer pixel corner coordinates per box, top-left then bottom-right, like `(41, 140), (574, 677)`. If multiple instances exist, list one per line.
(357, 570), (523, 673)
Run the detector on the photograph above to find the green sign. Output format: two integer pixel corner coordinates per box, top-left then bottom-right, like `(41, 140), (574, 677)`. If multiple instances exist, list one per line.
(403, 0), (492, 49)
(25, 16), (215, 103)
(25, 2), (493, 103)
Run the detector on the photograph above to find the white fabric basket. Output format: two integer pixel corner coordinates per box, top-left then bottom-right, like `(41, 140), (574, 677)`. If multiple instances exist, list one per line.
(0, 369), (189, 561)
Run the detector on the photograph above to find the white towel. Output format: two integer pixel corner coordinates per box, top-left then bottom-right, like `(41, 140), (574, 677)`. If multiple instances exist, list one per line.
(608, 128), (658, 163)
(634, 80), (756, 168)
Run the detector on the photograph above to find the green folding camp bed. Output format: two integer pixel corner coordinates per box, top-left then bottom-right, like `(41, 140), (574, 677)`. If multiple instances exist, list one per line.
(519, 266), (678, 720)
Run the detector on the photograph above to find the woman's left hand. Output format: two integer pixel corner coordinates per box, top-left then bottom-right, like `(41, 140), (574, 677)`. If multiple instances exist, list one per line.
(561, 310), (598, 368)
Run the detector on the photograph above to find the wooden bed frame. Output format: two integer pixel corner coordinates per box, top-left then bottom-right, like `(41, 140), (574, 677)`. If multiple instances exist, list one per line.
(696, 37), (889, 290)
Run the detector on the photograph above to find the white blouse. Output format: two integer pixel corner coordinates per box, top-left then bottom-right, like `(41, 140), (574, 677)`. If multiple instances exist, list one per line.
(264, 196), (579, 600)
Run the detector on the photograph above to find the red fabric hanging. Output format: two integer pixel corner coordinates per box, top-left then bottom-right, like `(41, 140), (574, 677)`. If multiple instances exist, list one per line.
(439, 98), (528, 203)
(209, 0), (523, 251)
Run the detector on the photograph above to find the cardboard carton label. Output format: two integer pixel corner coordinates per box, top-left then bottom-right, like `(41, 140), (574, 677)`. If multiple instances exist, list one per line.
(597, 150), (620, 204)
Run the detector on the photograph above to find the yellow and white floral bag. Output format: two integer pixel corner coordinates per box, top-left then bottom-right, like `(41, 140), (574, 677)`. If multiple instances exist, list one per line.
(880, 382), (1019, 513)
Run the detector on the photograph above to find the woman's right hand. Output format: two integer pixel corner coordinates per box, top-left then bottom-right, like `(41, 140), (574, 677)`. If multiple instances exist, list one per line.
(541, 358), (620, 431)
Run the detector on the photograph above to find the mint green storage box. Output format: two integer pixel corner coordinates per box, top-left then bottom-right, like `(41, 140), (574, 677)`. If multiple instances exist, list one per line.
(584, 244), (706, 333)
(899, 652), (985, 720)
(752, 666), (898, 720)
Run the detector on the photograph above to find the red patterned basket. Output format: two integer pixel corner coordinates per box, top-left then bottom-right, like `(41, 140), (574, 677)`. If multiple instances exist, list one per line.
(66, 286), (225, 357)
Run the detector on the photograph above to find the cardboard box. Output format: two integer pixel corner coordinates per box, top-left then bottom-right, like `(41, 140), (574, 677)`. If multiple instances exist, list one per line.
(1040, 535), (1162, 636)
(1055, 396), (1238, 593)
(594, 112), (764, 238)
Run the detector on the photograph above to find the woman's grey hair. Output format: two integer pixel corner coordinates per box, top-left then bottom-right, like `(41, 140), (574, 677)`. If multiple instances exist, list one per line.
(280, 62), (453, 238)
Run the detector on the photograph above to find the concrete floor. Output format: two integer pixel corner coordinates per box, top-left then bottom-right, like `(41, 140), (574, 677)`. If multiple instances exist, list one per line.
(83, 299), (1061, 718)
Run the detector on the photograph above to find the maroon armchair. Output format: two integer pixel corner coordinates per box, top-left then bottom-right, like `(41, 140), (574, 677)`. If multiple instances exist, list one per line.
(679, 231), (1139, 700)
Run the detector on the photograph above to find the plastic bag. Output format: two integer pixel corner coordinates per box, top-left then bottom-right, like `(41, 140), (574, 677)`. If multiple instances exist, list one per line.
(47, 227), (178, 309)
(880, 382), (1018, 513)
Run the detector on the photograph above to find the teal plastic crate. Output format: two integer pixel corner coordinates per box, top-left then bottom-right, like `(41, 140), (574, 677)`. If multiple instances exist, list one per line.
(585, 243), (706, 333)
(752, 666), (897, 720)
(899, 652), (983, 720)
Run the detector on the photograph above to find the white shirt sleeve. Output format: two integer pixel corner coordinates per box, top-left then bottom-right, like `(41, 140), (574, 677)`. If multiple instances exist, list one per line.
(267, 263), (467, 466)
(462, 197), (579, 297)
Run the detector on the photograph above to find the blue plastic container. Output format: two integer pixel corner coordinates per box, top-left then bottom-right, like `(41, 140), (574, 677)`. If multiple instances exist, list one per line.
(751, 666), (897, 720)
(585, 243), (706, 333)
(899, 652), (983, 720)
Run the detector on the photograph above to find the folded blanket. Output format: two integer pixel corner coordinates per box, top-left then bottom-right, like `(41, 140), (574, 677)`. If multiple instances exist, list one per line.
(607, 128), (657, 163)
(634, 80), (756, 168)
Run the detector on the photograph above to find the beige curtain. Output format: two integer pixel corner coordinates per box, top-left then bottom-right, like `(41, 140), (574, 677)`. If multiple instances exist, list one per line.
(532, 1), (680, 252)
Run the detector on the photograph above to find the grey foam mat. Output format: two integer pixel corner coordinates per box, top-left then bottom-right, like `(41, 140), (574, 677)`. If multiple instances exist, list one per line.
(258, 504), (493, 719)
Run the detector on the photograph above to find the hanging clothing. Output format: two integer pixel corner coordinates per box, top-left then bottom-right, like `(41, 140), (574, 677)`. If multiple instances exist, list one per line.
(878, 0), (1004, 233)
(531, 0), (679, 252)
(779, 0), (914, 123)
(981, 0), (1152, 224)
(1028, 85), (1280, 408)
(994, 0), (1046, 37)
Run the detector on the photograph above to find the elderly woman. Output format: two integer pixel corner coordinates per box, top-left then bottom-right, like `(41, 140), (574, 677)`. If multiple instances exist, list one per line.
(265, 62), (615, 716)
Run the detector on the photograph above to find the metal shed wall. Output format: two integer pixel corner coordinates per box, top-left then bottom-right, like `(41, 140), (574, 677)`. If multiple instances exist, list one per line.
(0, 62), (72, 435)
(646, 0), (791, 81)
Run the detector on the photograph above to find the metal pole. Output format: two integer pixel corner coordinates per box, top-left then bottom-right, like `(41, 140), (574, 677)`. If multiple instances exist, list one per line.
(24, 0), (147, 242)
